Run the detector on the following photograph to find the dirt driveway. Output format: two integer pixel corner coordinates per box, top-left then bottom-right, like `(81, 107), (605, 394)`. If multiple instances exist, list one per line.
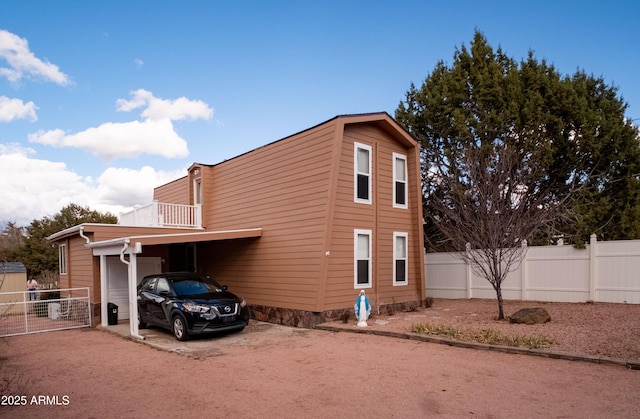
(2, 319), (639, 418)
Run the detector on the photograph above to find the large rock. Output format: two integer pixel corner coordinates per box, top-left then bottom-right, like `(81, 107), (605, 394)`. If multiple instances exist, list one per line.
(509, 307), (551, 324)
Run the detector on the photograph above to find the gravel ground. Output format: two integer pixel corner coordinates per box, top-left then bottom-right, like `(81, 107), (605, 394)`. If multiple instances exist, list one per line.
(1, 298), (639, 418)
(324, 298), (640, 361)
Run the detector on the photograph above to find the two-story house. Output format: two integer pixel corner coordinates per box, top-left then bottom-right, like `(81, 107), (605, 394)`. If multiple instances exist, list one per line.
(48, 112), (426, 338)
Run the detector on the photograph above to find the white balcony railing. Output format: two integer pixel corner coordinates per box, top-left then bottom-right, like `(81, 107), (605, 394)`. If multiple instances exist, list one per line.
(119, 201), (202, 228)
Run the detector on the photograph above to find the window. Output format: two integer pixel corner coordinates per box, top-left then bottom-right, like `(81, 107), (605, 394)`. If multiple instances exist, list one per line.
(393, 153), (407, 208)
(58, 244), (67, 275)
(156, 278), (171, 295)
(193, 178), (202, 205)
(393, 232), (408, 286)
(354, 229), (372, 288)
(354, 143), (372, 204)
(142, 277), (157, 293)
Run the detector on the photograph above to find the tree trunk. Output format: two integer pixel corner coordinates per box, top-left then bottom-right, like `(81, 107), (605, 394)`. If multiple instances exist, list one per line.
(495, 285), (505, 320)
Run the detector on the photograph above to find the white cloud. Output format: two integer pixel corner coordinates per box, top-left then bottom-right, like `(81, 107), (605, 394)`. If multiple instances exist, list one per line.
(0, 29), (72, 85)
(28, 118), (189, 160)
(0, 96), (37, 122)
(116, 89), (213, 121)
(134, 58), (144, 68)
(0, 144), (94, 225)
(27, 90), (214, 160)
(95, 166), (186, 207)
(0, 144), (186, 226)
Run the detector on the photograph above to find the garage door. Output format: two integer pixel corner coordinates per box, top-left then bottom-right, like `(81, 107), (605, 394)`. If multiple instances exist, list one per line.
(106, 257), (161, 320)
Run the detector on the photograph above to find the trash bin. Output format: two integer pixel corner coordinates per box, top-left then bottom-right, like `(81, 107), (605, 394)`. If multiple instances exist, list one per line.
(107, 302), (118, 325)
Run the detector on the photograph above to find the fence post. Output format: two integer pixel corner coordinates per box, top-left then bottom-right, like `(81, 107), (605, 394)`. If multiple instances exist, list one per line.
(152, 200), (160, 226)
(521, 239), (528, 300)
(465, 243), (472, 298)
(589, 234), (597, 301)
(22, 291), (29, 333)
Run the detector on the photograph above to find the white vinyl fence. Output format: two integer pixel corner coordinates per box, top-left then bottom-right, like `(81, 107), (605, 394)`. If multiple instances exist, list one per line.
(425, 235), (640, 304)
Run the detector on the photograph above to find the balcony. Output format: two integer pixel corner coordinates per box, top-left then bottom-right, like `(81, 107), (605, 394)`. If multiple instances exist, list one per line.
(119, 201), (202, 229)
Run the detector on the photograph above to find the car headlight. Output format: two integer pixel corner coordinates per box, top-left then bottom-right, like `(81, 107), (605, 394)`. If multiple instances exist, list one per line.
(240, 298), (247, 308)
(182, 302), (210, 313)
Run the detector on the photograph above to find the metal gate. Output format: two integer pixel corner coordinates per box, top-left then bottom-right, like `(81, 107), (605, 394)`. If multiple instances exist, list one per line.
(0, 287), (91, 337)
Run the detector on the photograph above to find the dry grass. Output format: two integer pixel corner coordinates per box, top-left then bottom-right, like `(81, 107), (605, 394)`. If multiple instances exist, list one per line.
(412, 322), (554, 349)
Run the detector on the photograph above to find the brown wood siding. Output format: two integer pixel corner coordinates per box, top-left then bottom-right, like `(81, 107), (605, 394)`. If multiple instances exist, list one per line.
(153, 176), (189, 204)
(68, 236), (101, 302)
(197, 122), (338, 311)
(324, 124), (423, 310)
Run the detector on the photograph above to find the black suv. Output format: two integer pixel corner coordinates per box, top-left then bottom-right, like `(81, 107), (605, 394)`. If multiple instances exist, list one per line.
(137, 272), (250, 341)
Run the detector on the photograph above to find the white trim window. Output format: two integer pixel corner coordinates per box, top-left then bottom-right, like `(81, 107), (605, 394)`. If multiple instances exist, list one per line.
(354, 229), (372, 288)
(393, 232), (408, 286)
(393, 153), (408, 208)
(59, 243), (67, 275)
(193, 178), (202, 205)
(354, 142), (372, 204)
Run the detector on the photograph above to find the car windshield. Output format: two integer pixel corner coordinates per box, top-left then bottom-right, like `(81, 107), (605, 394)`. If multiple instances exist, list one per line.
(171, 276), (224, 297)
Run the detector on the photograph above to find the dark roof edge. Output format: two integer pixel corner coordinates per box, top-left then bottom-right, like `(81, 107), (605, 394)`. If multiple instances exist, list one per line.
(197, 112), (402, 169)
(0, 261), (27, 273)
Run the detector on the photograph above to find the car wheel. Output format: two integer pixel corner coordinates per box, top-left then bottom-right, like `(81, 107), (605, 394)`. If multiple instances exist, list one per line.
(138, 310), (147, 329)
(172, 314), (189, 341)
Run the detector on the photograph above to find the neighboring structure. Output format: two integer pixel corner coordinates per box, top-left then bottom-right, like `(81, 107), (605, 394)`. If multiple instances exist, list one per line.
(47, 112), (426, 337)
(0, 262), (28, 309)
(0, 262), (28, 294)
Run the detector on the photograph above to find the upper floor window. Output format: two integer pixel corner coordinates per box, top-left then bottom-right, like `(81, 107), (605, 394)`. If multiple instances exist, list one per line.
(393, 232), (408, 286)
(354, 142), (372, 204)
(194, 178), (202, 205)
(393, 153), (407, 208)
(58, 243), (67, 275)
(354, 229), (372, 289)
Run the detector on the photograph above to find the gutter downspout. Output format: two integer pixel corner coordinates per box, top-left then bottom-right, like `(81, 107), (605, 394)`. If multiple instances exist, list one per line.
(79, 226), (95, 325)
(79, 226), (91, 244)
(119, 240), (145, 340)
(374, 141), (380, 315)
(120, 240), (130, 265)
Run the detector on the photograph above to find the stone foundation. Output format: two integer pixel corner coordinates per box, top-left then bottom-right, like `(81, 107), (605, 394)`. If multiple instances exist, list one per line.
(250, 299), (428, 329)
(89, 299), (429, 329)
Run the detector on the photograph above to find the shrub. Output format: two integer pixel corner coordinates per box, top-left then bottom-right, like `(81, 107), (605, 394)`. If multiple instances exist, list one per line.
(40, 290), (60, 300)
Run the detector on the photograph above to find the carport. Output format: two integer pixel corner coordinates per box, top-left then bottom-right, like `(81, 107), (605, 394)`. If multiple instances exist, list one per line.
(87, 228), (263, 339)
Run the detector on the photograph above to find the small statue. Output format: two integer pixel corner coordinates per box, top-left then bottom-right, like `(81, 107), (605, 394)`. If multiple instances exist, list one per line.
(354, 290), (371, 327)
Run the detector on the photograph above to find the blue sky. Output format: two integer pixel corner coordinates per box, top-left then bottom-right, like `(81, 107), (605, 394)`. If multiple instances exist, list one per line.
(1, 1), (639, 226)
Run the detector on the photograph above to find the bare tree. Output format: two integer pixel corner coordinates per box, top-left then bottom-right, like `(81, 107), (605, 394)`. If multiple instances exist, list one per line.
(426, 144), (575, 319)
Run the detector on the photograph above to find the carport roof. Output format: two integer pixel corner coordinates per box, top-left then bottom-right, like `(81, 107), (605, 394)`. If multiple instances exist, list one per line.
(87, 228), (262, 256)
